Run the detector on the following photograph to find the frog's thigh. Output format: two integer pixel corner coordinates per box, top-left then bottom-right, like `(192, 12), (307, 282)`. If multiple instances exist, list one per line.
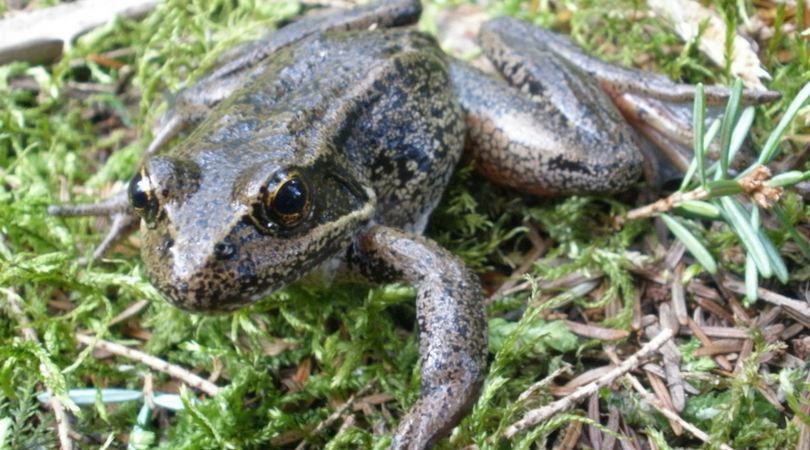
(451, 61), (643, 196)
(347, 226), (487, 450)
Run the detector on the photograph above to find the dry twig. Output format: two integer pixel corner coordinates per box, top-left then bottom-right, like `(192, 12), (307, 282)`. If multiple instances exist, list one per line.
(626, 166), (782, 220)
(604, 346), (735, 450)
(294, 376), (379, 450)
(7, 292), (75, 450)
(75, 334), (220, 396)
(500, 327), (675, 440)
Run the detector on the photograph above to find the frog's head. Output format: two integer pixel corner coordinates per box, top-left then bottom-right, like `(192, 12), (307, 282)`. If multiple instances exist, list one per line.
(128, 151), (375, 313)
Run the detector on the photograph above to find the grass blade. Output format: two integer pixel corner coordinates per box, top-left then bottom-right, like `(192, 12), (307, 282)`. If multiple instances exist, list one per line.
(693, 83), (706, 184)
(680, 158), (699, 192)
(745, 253), (758, 304)
(772, 203), (810, 256)
(756, 80), (810, 166)
(726, 106), (755, 166)
(718, 79), (744, 179)
(765, 170), (810, 188)
(681, 119), (723, 191)
(705, 180), (744, 197)
(675, 200), (722, 220)
(758, 228), (789, 283)
(719, 196), (772, 278)
(660, 213), (718, 274)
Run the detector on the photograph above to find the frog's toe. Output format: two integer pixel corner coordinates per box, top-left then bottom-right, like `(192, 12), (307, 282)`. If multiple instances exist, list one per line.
(390, 378), (482, 449)
(49, 191), (140, 261)
(88, 211), (141, 261)
(48, 190), (131, 217)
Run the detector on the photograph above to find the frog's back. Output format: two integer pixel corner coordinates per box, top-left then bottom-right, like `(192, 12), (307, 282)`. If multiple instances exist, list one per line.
(183, 29), (465, 234)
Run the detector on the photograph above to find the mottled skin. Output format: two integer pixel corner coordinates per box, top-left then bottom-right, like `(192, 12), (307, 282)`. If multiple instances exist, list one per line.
(135, 30), (464, 312)
(48, 1), (780, 448)
(347, 226), (487, 448)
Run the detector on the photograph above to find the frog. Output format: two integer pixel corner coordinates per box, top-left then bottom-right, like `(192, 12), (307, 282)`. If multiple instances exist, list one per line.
(48, 0), (780, 448)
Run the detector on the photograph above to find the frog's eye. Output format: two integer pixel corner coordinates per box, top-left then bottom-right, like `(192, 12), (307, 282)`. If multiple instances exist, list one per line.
(272, 178), (308, 216)
(261, 170), (312, 230)
(129, 167), (158, 222)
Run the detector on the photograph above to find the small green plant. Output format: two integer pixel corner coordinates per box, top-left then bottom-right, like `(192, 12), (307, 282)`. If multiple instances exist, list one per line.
(630, 79), (810, 303)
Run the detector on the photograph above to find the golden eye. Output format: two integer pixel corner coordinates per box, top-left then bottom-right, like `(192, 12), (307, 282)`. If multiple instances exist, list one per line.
(128, 167), (157, 221)
(262, 170), (312, 229)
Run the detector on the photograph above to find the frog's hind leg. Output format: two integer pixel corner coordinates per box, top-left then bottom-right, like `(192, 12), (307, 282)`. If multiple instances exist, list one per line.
(451, 58), (644, 196)
(346, 226), (487, 450)
(471, 17), (780, 188)
(453, 16), (649, 196)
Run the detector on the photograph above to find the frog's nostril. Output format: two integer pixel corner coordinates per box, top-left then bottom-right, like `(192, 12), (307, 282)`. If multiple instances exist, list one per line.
(213, 241), (236, 260)
(160, 237), (174, 251)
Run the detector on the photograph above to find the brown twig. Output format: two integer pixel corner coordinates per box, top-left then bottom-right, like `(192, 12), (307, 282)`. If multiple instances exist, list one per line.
(604, 346), (735, 450)
(723, 280), (810, 325)
(294, 376), (379, 450)
(75, 334), (220, 396)
(646, 370), (682, 434)
(602, 406), (621, 449)
(625, 165), (782, 220)
(626, 186), (709, 220)
(500, 327), (675, 440)
(671, 263), (689, 326)
(565, 320), (631, 340)
(687, 317), (733, 371)
(6, 292), (75, 450)
(653, 307), (685, 412)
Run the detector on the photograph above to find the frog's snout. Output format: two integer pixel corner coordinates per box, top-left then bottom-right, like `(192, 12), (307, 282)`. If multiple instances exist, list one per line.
(141, 230), (275, 314)
(146, 262), (258, 315)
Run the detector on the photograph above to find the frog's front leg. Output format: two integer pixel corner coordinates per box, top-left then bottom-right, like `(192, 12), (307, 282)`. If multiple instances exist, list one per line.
(347, 226), (487, 450)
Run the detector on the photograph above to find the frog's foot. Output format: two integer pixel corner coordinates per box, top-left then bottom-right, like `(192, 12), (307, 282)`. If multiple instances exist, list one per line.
(611, 92), (763, 174)
(48, 191), (139, 261)
(390, 381), (480, 450)
(347, 226), (487, 450)
(144, 114), (185, 157)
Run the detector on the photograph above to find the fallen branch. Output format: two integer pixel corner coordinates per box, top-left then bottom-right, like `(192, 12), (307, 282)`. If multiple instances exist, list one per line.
(604, 346), (734, 450)
(75, 334), (220, 397)
(501, 326), (674, 439)
(7, 292), (75, 450)
(0, 0), (160, 65)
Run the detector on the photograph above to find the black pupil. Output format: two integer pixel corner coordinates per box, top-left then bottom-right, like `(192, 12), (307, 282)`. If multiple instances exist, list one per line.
(273, 179), (307, 215)
(128, 172), (149, 209)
